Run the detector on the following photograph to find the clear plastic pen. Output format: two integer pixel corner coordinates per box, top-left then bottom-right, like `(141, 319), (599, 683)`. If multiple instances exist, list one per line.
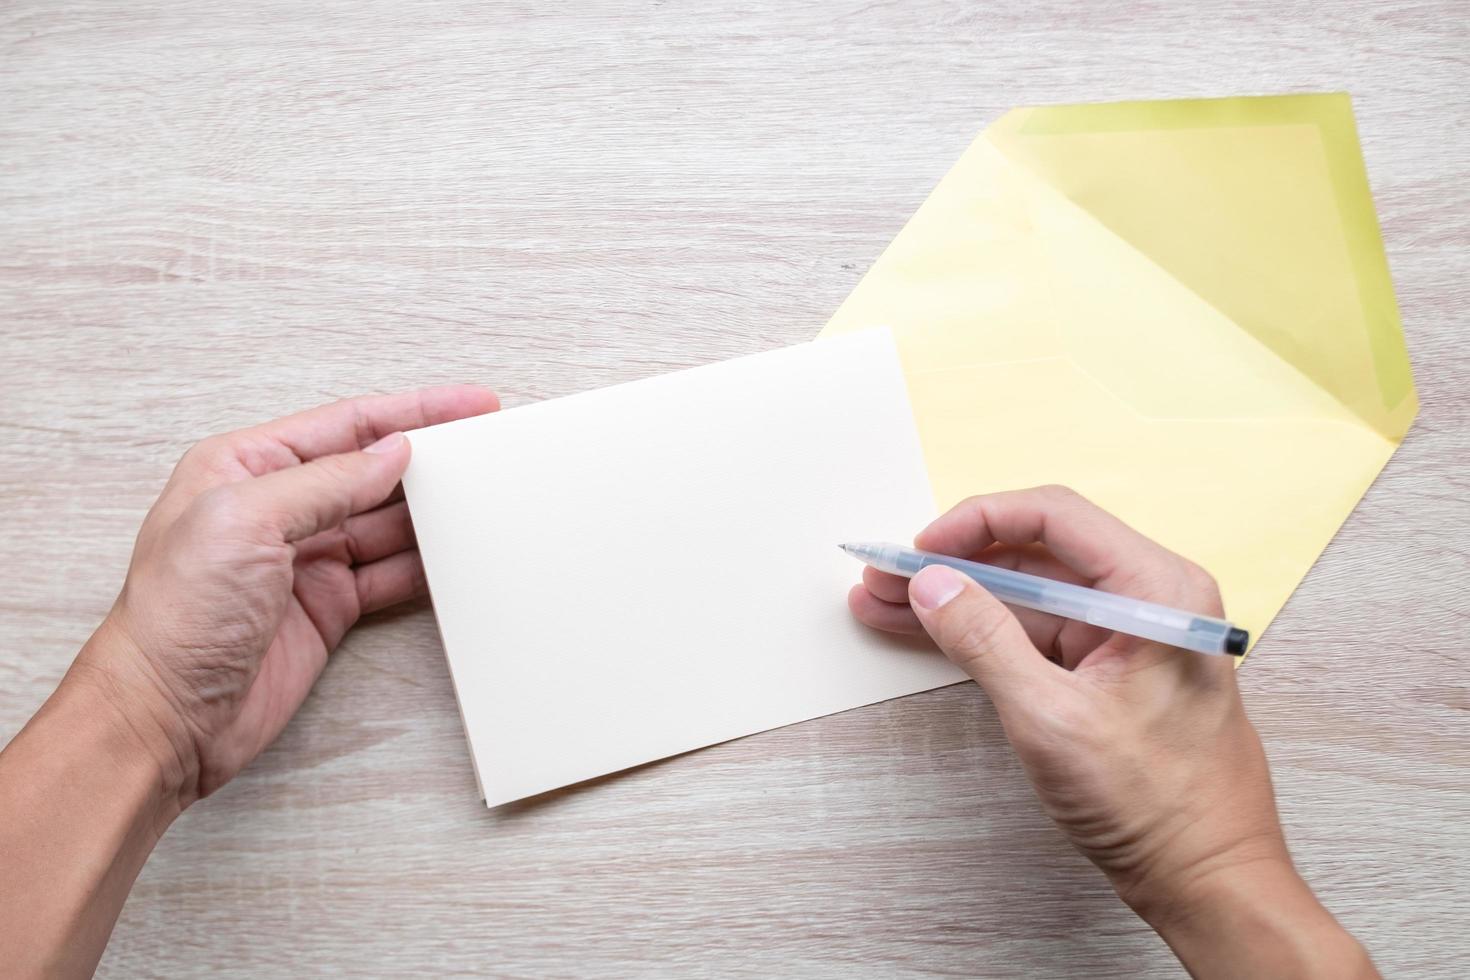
(842, 542), (1248, 657)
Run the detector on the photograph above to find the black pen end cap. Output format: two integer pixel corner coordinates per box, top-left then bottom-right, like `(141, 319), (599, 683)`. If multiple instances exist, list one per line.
(1225, 628), (1249, 656)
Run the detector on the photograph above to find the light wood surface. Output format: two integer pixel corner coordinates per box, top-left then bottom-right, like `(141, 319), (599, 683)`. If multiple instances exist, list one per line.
(3, 2), (1467, 976)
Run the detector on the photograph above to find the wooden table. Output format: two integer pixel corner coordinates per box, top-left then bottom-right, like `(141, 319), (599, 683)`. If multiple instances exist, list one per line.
(3, 2), (1467, 976)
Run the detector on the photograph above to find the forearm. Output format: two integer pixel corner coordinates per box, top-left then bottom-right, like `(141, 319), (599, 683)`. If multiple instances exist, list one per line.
(0, 632), (186, 978)
(1139, 859), (1378, 980)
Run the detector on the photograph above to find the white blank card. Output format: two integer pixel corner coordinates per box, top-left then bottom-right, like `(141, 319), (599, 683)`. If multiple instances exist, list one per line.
(403, 329), (966, 806)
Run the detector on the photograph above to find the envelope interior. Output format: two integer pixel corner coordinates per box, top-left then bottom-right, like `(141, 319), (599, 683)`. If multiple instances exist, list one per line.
(821, 94), (1416, 645)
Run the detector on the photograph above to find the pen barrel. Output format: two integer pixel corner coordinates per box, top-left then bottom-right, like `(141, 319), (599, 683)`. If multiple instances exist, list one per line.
(911, 552), (1237, 656)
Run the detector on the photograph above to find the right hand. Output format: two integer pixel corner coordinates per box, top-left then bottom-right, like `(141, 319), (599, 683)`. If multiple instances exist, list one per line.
(850, 486), (1375, 977)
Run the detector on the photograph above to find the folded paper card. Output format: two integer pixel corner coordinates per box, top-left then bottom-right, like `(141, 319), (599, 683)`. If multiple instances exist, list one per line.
(403, 329), (965, 806)
(822, 94), (1416, 645)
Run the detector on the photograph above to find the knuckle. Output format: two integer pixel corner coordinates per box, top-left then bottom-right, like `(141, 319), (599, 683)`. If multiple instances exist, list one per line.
(1182, 561), (1224, 613)
(933, 495), (987, 529)
(1036, 483), (1080, 502)
(188, 484), (246, 533)
(179, 434), (229, 471)
(342, 399), (375, 449)
(1027, 484), (1095, 513)
(956, 494), (986, 512)
(935, 495), (989, 529)
(336, 525), (363, 564)
(354, 566), (379, 611)
(1183, 560), (1218, 594)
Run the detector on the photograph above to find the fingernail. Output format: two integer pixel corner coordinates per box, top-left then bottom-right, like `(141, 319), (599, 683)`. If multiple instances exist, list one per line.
(911, 565), (966, 611)
(364, 431), (405, 454)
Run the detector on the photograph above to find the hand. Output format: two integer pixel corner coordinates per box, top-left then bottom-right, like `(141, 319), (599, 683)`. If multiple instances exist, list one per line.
(0, 386), (499, 975)
(849, 486), (1375, 978)
(71, 386), (499, 804)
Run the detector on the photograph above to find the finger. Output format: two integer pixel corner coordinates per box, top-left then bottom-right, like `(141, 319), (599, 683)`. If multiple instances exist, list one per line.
(916, 486), (1153, 577)
(979, 544), (1111, 664)
(861, 546), (1093, 660)
(916, 486), (1208, 606)
(862, 566), (1068, 655)
(233, 432), (411, 544)
(254, 385), (500, 461)
(865, 545), (1080, 606)
(873, 544), (1109, 665)
(341, 500), (415, 565)
(908, 564), (1055, 697)
(355, 550), (428, 614)
(292, 500), (416, 566)
(291, 558), (359, 651)
(157, 386), (499, 521)
(862, 566), (912, 605)
(847, 585), (924, 635)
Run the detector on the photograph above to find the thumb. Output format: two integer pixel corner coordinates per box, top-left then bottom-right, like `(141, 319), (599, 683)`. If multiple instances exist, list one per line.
(235, 431), (412, 543)
(909, 564), (1050, 698)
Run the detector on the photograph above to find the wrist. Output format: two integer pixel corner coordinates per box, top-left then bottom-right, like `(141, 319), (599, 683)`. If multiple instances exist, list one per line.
(0, 631), (192, 976)
(1116, 828), (1292, 925)
(1138, 856), (1376, 979)
(65, 613), (202, 812)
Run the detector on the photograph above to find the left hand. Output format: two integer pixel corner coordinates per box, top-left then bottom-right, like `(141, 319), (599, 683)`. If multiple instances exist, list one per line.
(71, 386), (500, 804)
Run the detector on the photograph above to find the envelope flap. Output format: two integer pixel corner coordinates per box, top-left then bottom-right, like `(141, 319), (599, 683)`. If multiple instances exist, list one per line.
(987, 94), (1416, 441)
(824, 132), (1357, 429)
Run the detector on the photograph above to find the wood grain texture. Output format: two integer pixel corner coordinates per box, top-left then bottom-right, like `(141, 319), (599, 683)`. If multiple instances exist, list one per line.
(2, 1), (1467, 976)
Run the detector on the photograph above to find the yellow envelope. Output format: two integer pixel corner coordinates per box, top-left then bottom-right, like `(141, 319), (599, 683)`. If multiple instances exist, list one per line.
(821, 94), (1416, 645)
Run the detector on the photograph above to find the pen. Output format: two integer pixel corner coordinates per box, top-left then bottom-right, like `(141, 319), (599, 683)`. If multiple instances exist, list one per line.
(841, 542), (1248, 657)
